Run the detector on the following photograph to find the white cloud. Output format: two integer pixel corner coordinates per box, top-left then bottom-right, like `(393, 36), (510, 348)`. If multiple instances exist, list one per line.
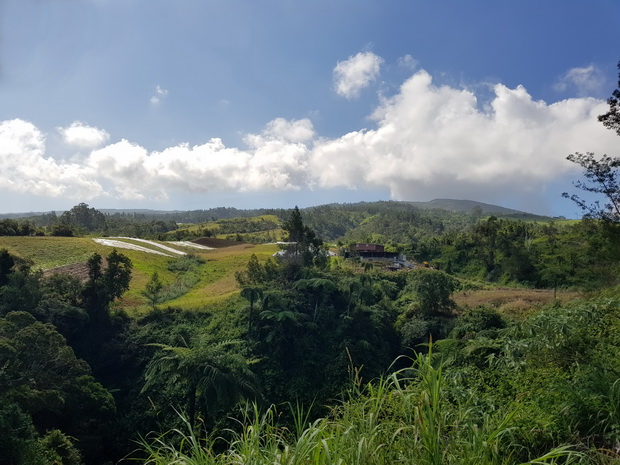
(81, 120), (313, 199)
(554, 65), (605, 96)
(1, 67), (616, 209)
(0, 119), (103, 198)
(0, 117), (314, 202)
(58, 121), (110, 148)
(312, 69), (617, 205)
(150, 85), (168, 105)
(333, 51), (383, 99)
(260, 117), (315, 143)
(397, 54), (418, 70)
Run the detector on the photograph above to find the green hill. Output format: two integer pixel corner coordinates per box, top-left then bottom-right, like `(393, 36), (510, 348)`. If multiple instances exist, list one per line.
(408, 198), (554, 220)
(0, 236), (278, 313)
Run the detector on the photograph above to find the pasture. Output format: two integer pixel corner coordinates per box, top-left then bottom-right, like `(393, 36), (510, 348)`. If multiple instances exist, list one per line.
(0, 236), (279, 314)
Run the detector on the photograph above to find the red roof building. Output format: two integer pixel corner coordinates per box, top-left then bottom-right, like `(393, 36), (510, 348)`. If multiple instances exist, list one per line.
(354, 243), (385, 253)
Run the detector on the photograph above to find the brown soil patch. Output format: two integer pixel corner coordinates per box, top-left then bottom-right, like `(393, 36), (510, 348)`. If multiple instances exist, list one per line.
(42, 262), (91, 282)
(194, 237), (247, 248)
(42, 257), (110, 282)
(454, 287), (581, 320)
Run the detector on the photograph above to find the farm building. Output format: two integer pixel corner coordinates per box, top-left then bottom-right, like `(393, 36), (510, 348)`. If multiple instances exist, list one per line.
(354, 243), (385, 253)
(347, 243), (413, 269)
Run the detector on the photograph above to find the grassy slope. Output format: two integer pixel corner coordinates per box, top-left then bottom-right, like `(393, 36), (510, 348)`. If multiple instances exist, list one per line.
(0, 236), (111, 269)
(173, 214), (284, 242)
(0, 236), (279, 314)
(163, 243), (278, 309)
(2, 235), (575, 318)
(178, 214), (280, 232)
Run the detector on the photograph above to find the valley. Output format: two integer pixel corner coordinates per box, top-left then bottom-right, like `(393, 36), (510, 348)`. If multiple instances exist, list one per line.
(0, 200), (618, 465)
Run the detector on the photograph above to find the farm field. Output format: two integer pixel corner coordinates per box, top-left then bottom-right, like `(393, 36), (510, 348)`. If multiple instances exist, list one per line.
(0, 236), (279, 314)
(0, 235), (582, 316)
(173, 214), (284, 242)
(0, 236), (113, 270)
(453, 287), (581, 319)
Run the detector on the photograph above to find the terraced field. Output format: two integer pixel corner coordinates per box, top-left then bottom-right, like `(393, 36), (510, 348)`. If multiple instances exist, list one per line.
(0, 236), (279, 314)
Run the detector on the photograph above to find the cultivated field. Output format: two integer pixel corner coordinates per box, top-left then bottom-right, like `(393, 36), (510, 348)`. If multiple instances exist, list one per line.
(0, 236), (279, 314)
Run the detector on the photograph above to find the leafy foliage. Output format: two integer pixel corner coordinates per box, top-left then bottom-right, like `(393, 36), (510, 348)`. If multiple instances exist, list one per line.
(0, 219), (38, 236)
(81, 249), (132, 323)
(0, 312), (115, 465)
(563, 152), (620, 220)
(137, 346), (584, 465)
(3, 188), (620, 464)
(142, 336), (260, 427)
(565, 62), (620, 222)
(597, 60), (620, 136)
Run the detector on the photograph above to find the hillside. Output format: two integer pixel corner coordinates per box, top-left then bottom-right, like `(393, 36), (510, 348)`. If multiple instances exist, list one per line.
(1, 198), (551, 222)
(408, 198), (555, 219)
(2, 202), (619, 465)
(0, 235), (278, 313)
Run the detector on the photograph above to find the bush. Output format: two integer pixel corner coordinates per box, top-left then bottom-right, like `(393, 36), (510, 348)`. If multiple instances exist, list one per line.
(452, 306), (506, 340)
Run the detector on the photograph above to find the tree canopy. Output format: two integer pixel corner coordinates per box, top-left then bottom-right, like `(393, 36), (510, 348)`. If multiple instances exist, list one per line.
(59, 203), (106, 232)
(597, 60), (620, 136)
(564, 61), (620, 221)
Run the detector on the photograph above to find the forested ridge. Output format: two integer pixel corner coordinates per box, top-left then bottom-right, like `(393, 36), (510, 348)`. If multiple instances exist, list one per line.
(2, 64), (620, 465)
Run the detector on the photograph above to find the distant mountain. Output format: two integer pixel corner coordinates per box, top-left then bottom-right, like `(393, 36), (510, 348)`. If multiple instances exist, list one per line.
(0, 199), (554, 222)
(98, 209), (184, 215)
(408, 199), (553, 219)
(0, 211), (51, 219)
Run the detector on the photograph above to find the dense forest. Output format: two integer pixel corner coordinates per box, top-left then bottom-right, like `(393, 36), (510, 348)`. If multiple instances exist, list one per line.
(1, 65), (620, 465)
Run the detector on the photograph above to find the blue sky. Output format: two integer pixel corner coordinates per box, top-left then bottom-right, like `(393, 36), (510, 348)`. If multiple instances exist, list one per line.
(1, 0), (619, 217)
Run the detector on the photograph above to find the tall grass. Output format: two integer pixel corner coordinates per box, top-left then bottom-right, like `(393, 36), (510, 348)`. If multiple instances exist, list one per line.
(135, 347), (583, 465)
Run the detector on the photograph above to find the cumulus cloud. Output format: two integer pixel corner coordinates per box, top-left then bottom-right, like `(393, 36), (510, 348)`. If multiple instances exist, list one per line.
(260, 118), (315, 143)
(312, 69), (617, 203)
(0, 119), (103, 198)
(554, 65), (605, 96)
(81, 119), (316, 199)
(333, 51), (383, 99)
(1, 67), (617, 209)
(58, 121), (110, 148)
(150, 85), (168, 105)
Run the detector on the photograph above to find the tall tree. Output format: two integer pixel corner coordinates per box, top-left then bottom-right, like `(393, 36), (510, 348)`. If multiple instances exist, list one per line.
(142, 336), (259, 428)
(563, 153), (620, 220)
(293, 277), (337, 321)
(0, 248), (16, 286)
(0, 312), (115, 464)
(59, 203), (106, 232)
(406, 269), (457, 318)
(281, 206), (324, 269)
(598, 60), (620, 136)
(235, 253), (266, 287)
(141, 272), (164, 310)
(81, 250), (132, 323)
(565, 61), (620, 221)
